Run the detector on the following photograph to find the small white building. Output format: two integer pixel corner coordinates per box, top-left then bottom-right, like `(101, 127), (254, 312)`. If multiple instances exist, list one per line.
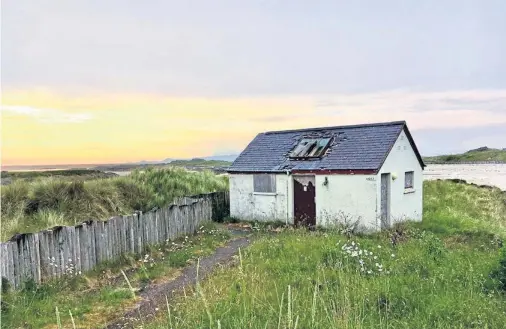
(227, 121), (425, 231)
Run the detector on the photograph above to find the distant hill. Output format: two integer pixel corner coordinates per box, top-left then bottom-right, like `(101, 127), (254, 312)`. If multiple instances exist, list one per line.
(135, 154), (237, 165)
(93, 157), (233, 172)
(423, 147), (506, 164)
(169, 158), (232, 167)
(201, 154), (238, 162)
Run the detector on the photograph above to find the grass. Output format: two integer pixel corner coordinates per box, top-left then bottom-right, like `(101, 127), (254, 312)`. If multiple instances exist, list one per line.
(1, 167), (228, 241)
(422, 180), (506, 235)
(1, 169), (112, 180)
(0, 221), (231, 329)
(1, 169), (116, 187)
(424, 147), (506, 163)
(141, 180), (506, 329)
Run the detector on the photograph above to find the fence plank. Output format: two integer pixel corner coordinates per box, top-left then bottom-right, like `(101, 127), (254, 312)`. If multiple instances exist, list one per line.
(78, 224), (87, 272)
(0, 244), (6, 283)
(74, 226), (82, 275)
(6, 243), (15, 287)
(0, 244), (4, 282)
(93, 221), (102, 264)
(33, 233), (41, 283)
(137, 213), (143, 252)
(110, 218), (116, 260)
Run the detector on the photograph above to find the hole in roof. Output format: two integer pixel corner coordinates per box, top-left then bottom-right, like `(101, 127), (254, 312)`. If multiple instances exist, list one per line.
(289, 137), (332, 158)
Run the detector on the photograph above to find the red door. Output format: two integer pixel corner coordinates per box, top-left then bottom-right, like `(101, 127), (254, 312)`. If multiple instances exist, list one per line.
(293, 177), (316, 227)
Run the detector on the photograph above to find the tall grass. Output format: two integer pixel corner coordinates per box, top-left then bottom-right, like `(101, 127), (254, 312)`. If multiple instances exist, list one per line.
(143, 181), (506, 329)
(0, 168), (228, 240)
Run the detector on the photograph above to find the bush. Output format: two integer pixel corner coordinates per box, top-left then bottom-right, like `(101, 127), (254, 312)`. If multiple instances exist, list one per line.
(1, 181), (29, 218)
(490, 247), (506, 293)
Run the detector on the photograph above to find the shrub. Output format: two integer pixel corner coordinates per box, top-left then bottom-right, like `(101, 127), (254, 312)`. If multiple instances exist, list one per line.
(490, 247), (506, 293)
(1, 181), (29, 218)
(419, 231), (446, 262)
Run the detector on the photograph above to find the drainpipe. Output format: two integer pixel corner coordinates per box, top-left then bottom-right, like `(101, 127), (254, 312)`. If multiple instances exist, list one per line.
(286, 170), (290, 225)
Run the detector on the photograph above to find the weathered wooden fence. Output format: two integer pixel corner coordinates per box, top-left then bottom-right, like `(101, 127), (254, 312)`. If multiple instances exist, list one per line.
(0, 191), (229, 290)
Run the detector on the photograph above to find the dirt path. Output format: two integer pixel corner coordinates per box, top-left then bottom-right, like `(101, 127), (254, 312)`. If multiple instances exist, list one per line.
(104, 235), (252, 329)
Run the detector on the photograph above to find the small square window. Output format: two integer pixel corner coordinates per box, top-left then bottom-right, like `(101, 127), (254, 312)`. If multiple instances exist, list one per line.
(404, 171), (414, 189)
(254, 174), (276, 193)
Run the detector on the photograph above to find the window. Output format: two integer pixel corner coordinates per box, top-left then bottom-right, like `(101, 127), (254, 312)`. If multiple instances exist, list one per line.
(289, 137), (332, 158)
(404, 171), (414, 189)
(253, 174), (276, 193)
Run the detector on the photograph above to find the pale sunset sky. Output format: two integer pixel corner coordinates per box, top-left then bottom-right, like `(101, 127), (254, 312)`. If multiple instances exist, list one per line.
(2, 0), (506, 166)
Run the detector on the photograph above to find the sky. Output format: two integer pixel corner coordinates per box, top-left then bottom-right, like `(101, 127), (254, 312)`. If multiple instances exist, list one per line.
(2, 0), (506, 166)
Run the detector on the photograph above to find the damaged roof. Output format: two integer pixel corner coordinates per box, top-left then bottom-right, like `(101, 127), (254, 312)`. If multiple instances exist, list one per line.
(227, 120), (425, 173)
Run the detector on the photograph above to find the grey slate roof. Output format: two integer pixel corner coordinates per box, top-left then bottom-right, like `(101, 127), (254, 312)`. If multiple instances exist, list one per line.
(227, 120), (425, 173)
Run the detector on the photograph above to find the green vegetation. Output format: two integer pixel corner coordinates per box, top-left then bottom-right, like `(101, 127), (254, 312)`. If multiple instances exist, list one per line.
(142, 180), (506, 329)
(424, 147), (506, 163)
(1, 167), (228, 241)
(168, 158), (232, 168)
(0, 221), (231, 329)
(1, 169), (116, 186)
(92, 158), (231, 172)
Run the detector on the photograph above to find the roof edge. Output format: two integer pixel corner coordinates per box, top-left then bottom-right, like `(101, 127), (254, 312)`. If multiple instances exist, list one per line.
(376, 122), (425, 171)
(263, 120), (407, 135)
(403, 124), (426, 169)
(226, 169), (379, 174)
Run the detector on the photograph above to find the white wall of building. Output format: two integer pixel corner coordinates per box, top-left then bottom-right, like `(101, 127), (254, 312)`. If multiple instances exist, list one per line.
(229, 172), (377, 229)
(315, 174), (378, 230)
(377, 129), (424, 226)
(229, 173), (293, 223)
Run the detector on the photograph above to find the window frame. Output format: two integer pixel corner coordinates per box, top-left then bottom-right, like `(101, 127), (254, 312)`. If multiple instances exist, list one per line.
(289, 137), (332, 159)
(404, 171), (414, 189)
(253, 174), (277, 194)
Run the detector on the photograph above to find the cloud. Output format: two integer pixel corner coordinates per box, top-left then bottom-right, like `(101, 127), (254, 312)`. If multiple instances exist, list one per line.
(305, 89), (506, 130)
(3, 1), (506, 96)
(1, 105), (93, 123)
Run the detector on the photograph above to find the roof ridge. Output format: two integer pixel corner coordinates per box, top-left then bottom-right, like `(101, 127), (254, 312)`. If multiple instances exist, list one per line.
(263, 120), (406, 135)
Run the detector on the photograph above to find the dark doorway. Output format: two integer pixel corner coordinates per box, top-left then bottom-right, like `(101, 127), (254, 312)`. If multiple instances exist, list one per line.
(380, 173), (391, 229)
(293, 176), (316, 227)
